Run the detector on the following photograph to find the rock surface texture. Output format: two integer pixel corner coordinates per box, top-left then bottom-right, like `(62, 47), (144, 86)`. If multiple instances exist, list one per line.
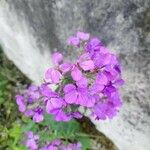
(0, 0), (150, 150)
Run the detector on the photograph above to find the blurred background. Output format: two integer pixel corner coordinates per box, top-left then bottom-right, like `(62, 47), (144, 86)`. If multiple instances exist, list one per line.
(0, 0), (150, 150)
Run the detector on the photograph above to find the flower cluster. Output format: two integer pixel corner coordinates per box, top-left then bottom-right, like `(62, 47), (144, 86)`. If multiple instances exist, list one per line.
(16, 31), (124, 122)
(25, 131), (82, 150)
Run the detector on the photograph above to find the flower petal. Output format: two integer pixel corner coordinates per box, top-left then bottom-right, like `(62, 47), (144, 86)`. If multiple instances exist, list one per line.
(78, 53), (95, 71)
(64, 90), (78, 104)
(45, 68), (62, 83)
(52, 52), (63, 65)
(63, 84), (76, 93)
(67, 36), (80, 46)
(96, 72), (108, 85)
(76, 31), (90, 41)
(33, 112), (44, 123)
(71, 66), (82, 81)
(59, 62), (73, 74)
(76, 76), (88, 88)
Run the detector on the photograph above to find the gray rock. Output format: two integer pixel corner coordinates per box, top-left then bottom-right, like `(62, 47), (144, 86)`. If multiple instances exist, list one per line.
(0, 0), (150, 149)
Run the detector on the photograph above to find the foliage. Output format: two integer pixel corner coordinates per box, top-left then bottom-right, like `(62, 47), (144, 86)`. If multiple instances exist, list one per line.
(0, 46), (29, 150)
(21, 115), (91, 149)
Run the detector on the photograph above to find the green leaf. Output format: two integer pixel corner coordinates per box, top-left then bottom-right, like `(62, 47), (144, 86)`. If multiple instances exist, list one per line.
(41, 114), (80, 136)
(21, 120), (37, 132)
(77, 135), (91, 150)
(13, 145), (28, 150)
(9, 123), (21, 139)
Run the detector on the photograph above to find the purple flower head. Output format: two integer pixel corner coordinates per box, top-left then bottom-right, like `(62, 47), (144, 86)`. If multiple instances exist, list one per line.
(16, 95), (26, 112)
(16, 31), (124, 123)
(52, 52), (63, 65)
(76, 31), (90, 41)
(64, 84), (95, 107)
(45, 68), (62, 84)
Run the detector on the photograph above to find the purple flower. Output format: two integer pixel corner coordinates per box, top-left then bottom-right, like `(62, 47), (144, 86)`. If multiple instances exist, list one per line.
(46, 97), (66, 114)
(113, 79), (125, 87)
(67, 36), (80, 47)
(16, 95), (26, 112)
(93, 53), (112, 68)
(25, 131), (39, 150)
(104, 66), (120, 81)
(40, 139), (61, 150)
(99, 46), (109, 54)
(92, 91), (122, 120)
(24, 109), (34, 117)
(76, 31), (90, 41)
(16, 31), (124, 123)
(40, 139), (81, 150)
(103, 85), (116, 97)
(27, 85), (40, 100)
(62, 142), (82, 150)
(40, 83), (58, 98)
(78, 53), (95, 71)
(70, 111), (82, 119)
(53, 109), (72, 122)
(45, 68), (62, 83)
(92, 102), (110, 120)
(85, 38), (102, 52)
(33, 107), (44, 123)
(93, 52), (119, 68)
(50, 139), (62, 146)
(59, 62), (73, 74)
(52, 52), (63, 65)
(110, 91), (122, 107)
(64, 84), (95, 107)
